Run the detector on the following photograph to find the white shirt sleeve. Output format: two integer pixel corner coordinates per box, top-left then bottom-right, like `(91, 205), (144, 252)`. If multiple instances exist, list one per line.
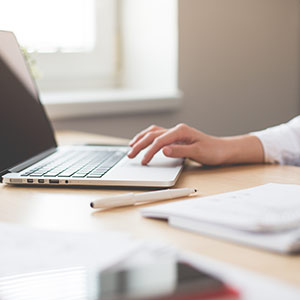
(250, 116), (300, 166)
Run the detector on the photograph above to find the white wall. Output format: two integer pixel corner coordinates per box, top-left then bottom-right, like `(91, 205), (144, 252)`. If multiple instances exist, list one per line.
(121, 0), (178, 91)
(53, 0), (300, 138)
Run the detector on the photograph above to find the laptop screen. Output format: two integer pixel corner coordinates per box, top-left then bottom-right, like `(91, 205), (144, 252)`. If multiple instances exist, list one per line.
(0, 33), (57, 176)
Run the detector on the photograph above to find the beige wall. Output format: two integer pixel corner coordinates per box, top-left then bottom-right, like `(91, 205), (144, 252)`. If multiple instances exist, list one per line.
(53, 0), (300, 138)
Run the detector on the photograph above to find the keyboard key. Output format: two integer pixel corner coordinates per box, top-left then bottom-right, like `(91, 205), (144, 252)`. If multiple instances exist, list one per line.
(86, 175), (104, 178)
(44, 172), (61, 177)
(58, 171), (76, 177)
(72, 174), (87, 178)
(93, 167), (109, 172)
(89, 173), (106, 177)
(23, 149), (125, 179)
(100, 153), (124, 168)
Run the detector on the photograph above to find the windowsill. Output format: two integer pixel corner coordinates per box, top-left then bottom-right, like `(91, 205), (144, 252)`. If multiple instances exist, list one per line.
(41, 89), (183, 120)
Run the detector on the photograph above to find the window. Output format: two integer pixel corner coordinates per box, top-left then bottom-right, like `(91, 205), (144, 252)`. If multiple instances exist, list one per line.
(0, 0), (117, 92)
(0, 0), (180, 119)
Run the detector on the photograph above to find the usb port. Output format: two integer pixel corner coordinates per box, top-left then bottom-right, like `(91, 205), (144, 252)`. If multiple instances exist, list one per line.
(38, 179), (44, 184)
(27, 179), (34, 183)
(49, 179), (59, 184)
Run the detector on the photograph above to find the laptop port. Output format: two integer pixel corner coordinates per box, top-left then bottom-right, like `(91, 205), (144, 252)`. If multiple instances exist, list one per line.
(27, 179), (34, 183)
(49, 179), (59, 184)
(38, 179), (44, 183)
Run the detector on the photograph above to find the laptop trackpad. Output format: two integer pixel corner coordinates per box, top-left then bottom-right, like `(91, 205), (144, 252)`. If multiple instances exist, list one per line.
(103, 150), (183, 182)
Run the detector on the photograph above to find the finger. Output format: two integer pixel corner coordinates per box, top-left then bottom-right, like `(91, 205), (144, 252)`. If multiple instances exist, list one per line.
(163, 144), (197, 159)
(141, 125), (189, 165)
(128, 130), (165, 158)
(129, 125), (164, 146)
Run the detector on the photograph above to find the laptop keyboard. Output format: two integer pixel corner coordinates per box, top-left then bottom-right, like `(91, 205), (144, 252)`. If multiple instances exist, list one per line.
(21, 149), (126, 178)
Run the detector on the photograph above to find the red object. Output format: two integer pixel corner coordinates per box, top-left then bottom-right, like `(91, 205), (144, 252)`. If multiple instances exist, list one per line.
(153, 285), (240, 300)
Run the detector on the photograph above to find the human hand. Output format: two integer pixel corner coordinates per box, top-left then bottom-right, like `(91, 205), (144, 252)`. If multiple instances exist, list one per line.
(127, 123), (227, 165)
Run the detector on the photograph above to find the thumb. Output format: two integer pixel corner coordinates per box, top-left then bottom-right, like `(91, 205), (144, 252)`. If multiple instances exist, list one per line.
(163, 144), (196, 159)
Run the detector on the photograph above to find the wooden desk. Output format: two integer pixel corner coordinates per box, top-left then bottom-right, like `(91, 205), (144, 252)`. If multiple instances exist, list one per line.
(1, 131), (300, 287)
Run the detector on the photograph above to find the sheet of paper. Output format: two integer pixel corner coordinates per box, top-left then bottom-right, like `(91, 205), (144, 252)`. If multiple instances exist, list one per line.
(142, 183), (300, 232)
(0, 222), (142, 277)
(0, 222), (177, 300)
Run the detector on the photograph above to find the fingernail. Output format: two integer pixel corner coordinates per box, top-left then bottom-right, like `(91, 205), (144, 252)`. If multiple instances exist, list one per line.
(164, 147), (172, 156)
(129, 137), (138, 146)
(127, 150), (133, 158)
(141, 158), (148, 165)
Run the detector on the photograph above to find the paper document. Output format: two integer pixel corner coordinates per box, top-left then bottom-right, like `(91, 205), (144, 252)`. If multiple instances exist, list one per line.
(0, 222), (142, 277)
(141, 183), (300, 253)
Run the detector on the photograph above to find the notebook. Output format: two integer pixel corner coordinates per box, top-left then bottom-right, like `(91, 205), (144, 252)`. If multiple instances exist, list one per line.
(141, 183), (300, 254)
(0, 31), (183, 187)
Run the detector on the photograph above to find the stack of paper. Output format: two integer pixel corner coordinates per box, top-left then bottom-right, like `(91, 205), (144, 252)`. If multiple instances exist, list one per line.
(141, 183), (300, 254)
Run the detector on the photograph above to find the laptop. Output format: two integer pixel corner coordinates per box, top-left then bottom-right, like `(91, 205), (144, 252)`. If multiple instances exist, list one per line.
(0, 31), (184, 188)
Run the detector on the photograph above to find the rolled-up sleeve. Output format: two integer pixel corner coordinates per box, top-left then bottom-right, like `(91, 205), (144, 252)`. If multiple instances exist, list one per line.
(250, 116), (300, 166)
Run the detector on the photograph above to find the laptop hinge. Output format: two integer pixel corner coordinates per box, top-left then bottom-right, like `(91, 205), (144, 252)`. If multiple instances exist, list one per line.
(8, 148), (57, 173)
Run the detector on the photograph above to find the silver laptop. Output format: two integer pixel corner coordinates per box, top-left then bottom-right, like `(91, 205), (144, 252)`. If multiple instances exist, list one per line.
(0, 31), (184, 188)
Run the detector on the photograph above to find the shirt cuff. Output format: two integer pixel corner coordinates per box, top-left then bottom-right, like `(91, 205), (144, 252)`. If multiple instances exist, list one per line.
(250, 130), (281, 164)
(250, 116), (300, 166)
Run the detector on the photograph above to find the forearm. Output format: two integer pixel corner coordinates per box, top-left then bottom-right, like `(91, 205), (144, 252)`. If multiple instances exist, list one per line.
(220, 135), (265, 165)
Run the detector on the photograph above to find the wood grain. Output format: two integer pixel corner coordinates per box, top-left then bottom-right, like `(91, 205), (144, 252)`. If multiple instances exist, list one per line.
(1, 131), (300, 286)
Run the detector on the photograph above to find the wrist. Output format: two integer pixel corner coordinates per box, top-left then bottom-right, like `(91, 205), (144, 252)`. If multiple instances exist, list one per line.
(220, 135), (265, 165)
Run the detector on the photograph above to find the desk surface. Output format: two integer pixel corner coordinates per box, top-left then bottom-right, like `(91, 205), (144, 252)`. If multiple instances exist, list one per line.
(1, 131), (300, 287)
